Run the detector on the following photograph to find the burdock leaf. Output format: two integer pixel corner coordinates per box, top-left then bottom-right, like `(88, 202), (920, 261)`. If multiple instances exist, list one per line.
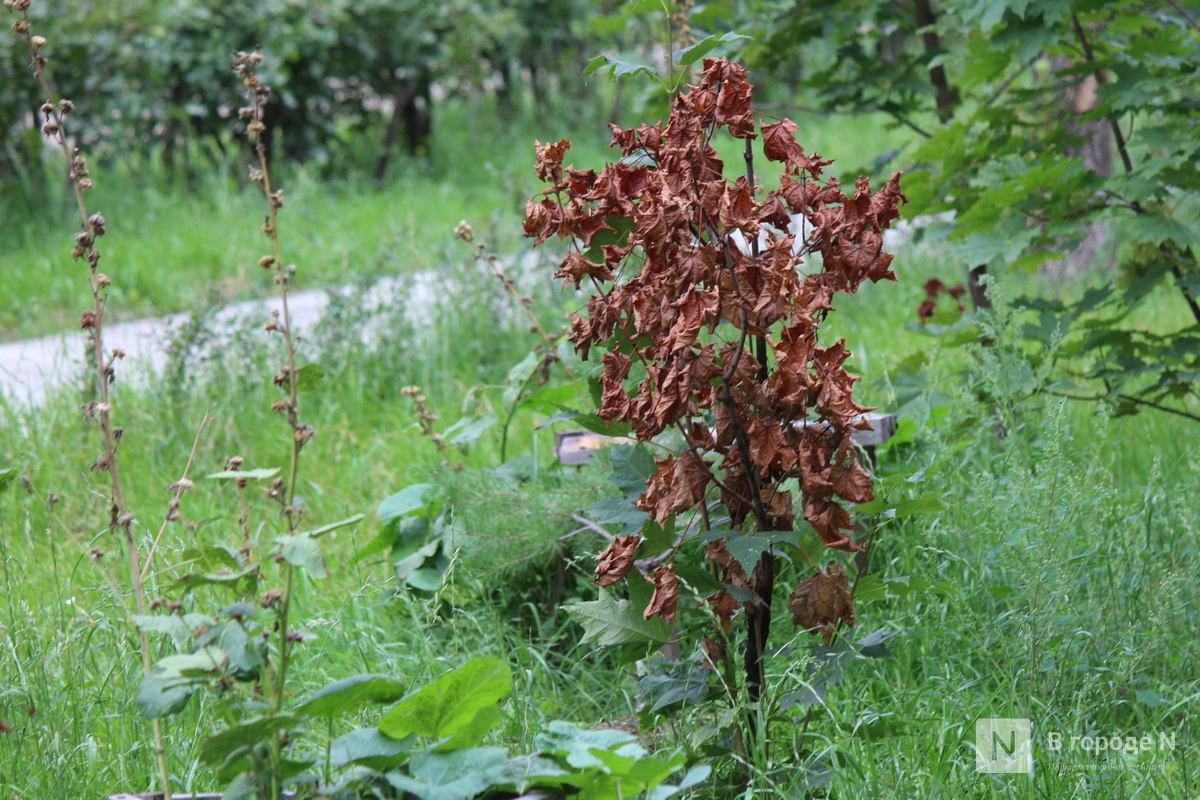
(276, 532), (329, 579)
(377, 657), (512, 741)
(295, 363), (325, 392)
(295, 674), (407, 718)
(584, 55), (658, 82)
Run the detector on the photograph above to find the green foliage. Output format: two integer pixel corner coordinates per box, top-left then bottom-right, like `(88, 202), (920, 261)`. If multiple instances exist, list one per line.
(282, 657), (713, 800)
(567, 589), (673, 648)
(378, 657), (512, 741)
(754, 0), (1200, 423)
(0, 0), (605, 185)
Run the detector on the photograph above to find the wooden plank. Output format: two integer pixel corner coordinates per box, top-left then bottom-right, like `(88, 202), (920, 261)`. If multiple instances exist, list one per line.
(554, 412), (897, 465)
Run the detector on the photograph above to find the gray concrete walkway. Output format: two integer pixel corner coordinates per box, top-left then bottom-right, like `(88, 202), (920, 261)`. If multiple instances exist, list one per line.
(0, 275), (433, 408)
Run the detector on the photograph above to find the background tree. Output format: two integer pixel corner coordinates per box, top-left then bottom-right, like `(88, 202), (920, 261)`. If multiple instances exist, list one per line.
(749, 0), (1200, 422)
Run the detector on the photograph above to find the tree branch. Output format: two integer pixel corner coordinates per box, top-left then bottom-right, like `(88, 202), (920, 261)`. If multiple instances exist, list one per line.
(1070, 12), (1200, 327)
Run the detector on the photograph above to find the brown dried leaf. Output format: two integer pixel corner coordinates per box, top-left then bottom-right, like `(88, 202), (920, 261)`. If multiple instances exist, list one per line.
(829, 444), (873, 504)
(803, 494), (858, 551)
(534, 139), (571, 184)
(788, 561), (855, 643)
(556, 251), (613, 288)
(672, 450), (712, 510)
(761, 487), (794, 530)
(704, 539), (751, 595)
(720, 176), (759, 235)
(706, 590), (740, 633)
(636, 455), (676, 524)
(594, 534), (639, 587)
(644, 564), (679, 622)
(701, 636), (726, 670)
(523, 198), (561, 245)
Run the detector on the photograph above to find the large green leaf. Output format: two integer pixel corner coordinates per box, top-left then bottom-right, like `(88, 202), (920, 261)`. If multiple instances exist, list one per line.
(637, 657), (711, 711)
(700, 529), (776, 575)
(442, 413), (497, 448)
(378, 657), (512, 741)
(503, 350), (541, 409)
(206, 467), (280, 481)
(378, 483), (443, 524)
(196, 622), (264, 680)
(393, 540), (439, 582)
(136, 675), (200, 719)
(432, 705), (503, 752)
(295, 674), (407, 718)
(132, 613), (215, 649)
(172, 564), (259, 594)
(295, 362), (325, 391)
(584, 55), (658, 82)
(136, 646), (228, 719)
(385, 747), (508, 800)
(609, 443), (656, 493)
(494, 755), (571, 792)
(276, 531), (329, 578)
(330, 727), (414, 770)
(296, 512), (365, 540)
(585, 496), (647, 533)
(566, 590), (672, 648)
(672, 32), (749, 67)
(650, 764), (713, 799)
(198, 714), (302, 767)
(534, 721), (643, 769)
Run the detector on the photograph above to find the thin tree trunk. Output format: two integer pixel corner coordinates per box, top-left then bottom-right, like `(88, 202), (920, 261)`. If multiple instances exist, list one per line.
(914, 0), (992, 312)
(374, 78), (419, 187)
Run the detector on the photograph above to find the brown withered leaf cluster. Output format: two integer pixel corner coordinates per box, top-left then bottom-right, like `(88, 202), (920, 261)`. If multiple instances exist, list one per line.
(787, 561), (855, 645)
(526, 59), (904, 620)
(917, 277), (967, 324)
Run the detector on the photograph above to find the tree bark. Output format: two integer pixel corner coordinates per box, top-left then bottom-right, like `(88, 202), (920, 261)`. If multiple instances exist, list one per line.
(374, 77), (420, 187)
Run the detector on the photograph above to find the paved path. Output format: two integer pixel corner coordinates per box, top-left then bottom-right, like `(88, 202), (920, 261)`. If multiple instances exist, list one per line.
(0, 275), (433, 408)
(0, 220), (928, 408)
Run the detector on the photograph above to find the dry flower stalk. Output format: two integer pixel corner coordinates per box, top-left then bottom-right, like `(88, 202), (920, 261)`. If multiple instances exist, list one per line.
(5, 2), (172, 791)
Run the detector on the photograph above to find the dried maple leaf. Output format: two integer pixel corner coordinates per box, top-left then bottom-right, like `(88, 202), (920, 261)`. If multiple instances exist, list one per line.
(788, 561), (855, 645)
(644, 564), (679, 622)
(534, 139), (571, 185)
(636, 455), (675, 523)
(803, 494), (859, 551)
(761, 487), (794, 529)
(704, 59), (755, 139)
(704, 539), (752, 595)
(706, 589), (740, 632)
(672, 450), (712, 510)
(594, 534), (639, 587)
(702, 636), (727, 670)
(556, 251), (613, 288)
